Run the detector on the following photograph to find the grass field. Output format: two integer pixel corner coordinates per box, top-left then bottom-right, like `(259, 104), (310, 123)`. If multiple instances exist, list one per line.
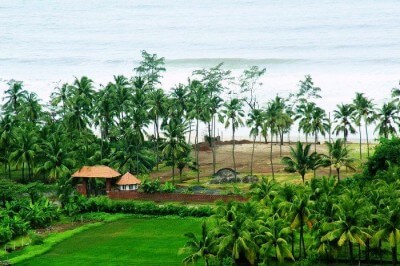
(18, 217), (203, 266)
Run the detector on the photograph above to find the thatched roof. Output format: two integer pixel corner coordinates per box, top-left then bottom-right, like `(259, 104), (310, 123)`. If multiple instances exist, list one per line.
(116, 172), (141, 185)
(71, 166), (121, 179)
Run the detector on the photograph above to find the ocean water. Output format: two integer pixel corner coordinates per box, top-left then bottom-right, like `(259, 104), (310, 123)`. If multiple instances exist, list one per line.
(1, 0), (399, 139)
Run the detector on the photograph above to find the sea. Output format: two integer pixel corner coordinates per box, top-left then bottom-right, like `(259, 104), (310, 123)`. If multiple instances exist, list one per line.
(1, 0), (399, 140)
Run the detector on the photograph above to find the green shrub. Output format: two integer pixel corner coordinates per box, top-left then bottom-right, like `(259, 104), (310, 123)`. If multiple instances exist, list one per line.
(141, 178), (161, 193)
(161, 181), (176, 193)
(82, 196), (212, 217)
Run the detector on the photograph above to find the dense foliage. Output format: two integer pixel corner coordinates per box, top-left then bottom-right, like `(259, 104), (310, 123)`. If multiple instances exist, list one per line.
(181, 152), (400, 265)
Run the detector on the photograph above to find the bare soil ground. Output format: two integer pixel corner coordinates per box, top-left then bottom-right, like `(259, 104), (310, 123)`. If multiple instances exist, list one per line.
(151, 141), (370, 184)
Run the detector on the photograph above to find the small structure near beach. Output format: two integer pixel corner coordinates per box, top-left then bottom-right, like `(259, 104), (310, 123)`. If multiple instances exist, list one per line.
(72, 165), (121, 196)
(116, 172), (141, 191)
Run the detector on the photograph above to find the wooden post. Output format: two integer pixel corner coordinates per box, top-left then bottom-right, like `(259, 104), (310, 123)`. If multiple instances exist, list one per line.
(106, 179), (111, 193)
(82, 179), (88, 196)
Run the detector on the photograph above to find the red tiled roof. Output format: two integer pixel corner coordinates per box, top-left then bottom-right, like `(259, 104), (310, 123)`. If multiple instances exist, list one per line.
(71, 166), (121, 179)
(116, 172), (141, 185)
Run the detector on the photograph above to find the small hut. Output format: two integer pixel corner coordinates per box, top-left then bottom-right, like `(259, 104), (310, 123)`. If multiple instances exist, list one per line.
(72, 165), (121, 196)
(116, 172), (141, 191)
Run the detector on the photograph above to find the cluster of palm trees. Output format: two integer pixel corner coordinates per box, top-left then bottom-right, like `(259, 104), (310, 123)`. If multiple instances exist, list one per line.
(0, 50), (399, 184)
(181, 173), (400, 265)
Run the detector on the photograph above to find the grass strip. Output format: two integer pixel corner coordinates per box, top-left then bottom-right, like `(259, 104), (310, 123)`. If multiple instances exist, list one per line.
(8, 214), (127, 264)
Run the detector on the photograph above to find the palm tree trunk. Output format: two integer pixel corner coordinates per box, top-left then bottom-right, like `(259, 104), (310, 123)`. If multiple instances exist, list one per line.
(291, 231), (295, 257)
(172, 155), (175, 185)
(232, 121), (237, 182)
(336, 168), (340, 182)
(301, 225), (307, 257)
(393, 234), (398, 266)
(314, 132), (318, 153)
(155, 119), (159, 171)
(212, 115), (216, 175)
(270, 129), (275, 180)
(188, 121), (192, 144)
(365, 120), (370, 158)
(250, 135), (256, 176)
(366, 238), (370, 263)
(328, 112), (332, 176)
(359, 124), (362, 161)
(380, 240), (383, 265)
(358, 243), (361, 265)
(314, 132), (317, 178)
(22, 162), (25, 181)
(349, 241), (354, 263)
(196, 118), (200, 183)
(301, 174), (305, 184)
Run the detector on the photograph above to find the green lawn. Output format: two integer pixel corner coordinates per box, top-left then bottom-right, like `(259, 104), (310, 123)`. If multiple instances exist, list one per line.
(18, 217), (203, 266)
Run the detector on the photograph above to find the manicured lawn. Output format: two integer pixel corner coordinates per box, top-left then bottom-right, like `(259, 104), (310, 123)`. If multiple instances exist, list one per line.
(19, 217), (203, 266)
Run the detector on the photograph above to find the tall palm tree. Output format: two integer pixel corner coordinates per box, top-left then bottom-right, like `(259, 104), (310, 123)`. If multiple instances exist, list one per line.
(352, 92), (375, 159)
(162, 118), (188, 184)
(294, 102), (315, 143)
(0, 114), (15, 178)
(220, 98), (245, 180)
(282, 142), (324, 184)
(111, 75), (132, 127)
(148, 88), (168, 170)
(3, 80), (28, 114)
(310, 106), (329, 153)
(289, 194), (313, 259)
(35, 132), (74, 182)
(321, 195), (371, 263)
(180, 221), (215, 266)
(325, 139), (355, 181)
(9, 129), (39, 181)
(375, 101), (399, 138)
(333, 104), (356, 144)
(50, 83), (70, 115)
(265, 97), (288, 179)
(21, 92), (42, 124)
(372, 203), (400, 266)
(247, 108), (264, 176)
(187, 79), (208, 183)
(214, 208), (259, 265)
(258, 215), (295, 263)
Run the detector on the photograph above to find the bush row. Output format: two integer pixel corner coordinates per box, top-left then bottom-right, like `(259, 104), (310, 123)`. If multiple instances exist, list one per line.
(73, 196), (212, 217)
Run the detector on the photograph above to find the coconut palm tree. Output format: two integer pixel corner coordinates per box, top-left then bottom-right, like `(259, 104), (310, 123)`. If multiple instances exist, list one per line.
(50, 83), (70, 115)
(321, 195), (371, 263)
(375, 101), (399, 138)
(325, 139), (355, 181)
(187, 79), (209, 183)
(289, 194), (313, 259)
(258, 215), (295, 263)
(162, 118), (189, 184)
(282, 142), (325, 184)
(0, 114), (15, 178)
(352, 92), (375, 159)
(372, 203), (400, 266)
(20, 92), (42, 124)
(9, 129), (40, 181)
(247, 108), (264, 176)
(310, 106), (329, 152)
(333, 104), (356, 145)
(35, 132), (74, 182)
(265, 101), (280, 180)
(220, 98), (245, 180)
(2, 80), (28, 114)
(148, 88), (168, 170)
(180, 221), (215, 266)
(294, 102), (315, 143)
(214, 207), (259, 265)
